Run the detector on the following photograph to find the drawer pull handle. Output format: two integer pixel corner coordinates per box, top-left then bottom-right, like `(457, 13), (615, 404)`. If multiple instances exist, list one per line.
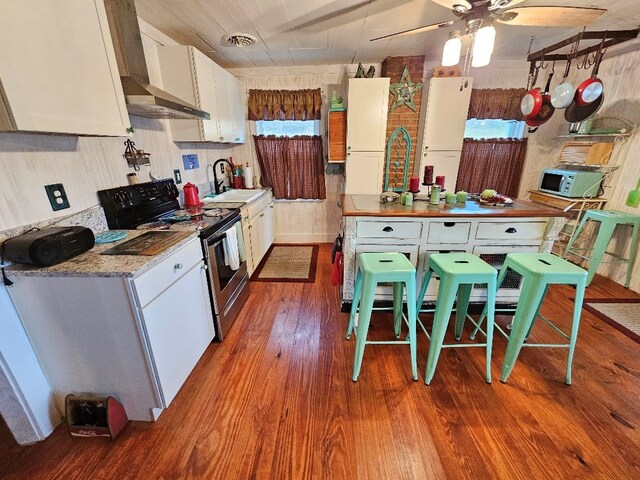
(382, 226), (393, 232)
(444, 222), (456, 227)
(260, 213), (265, 217)
(505, 227), (517, 234)
(174, 263), (183, 270)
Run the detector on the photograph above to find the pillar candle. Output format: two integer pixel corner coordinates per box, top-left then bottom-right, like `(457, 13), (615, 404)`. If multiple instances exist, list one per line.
(424, 165), (434, 184)
(435, 175), (445, 190)
(409, 176), (419, 192)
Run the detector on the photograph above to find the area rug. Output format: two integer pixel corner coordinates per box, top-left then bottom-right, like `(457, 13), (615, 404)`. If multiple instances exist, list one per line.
(582, 298), (640, 344)
(251, 244), (319, 283)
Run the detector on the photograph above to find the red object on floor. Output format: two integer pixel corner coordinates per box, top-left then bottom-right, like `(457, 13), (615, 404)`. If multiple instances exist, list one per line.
(331, 251), (343, 286)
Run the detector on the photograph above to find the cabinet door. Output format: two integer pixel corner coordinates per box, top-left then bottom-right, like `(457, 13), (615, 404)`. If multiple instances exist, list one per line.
(213, 67), (235, 142)
(192, 49), (222, 141)
(141, 261), (214, 406)
(249, 205), (274, 267)
(228, 75), (246, 143)
(418, 150), (462, 193)
(328, 111), (347, 163)
(345, 151), (384, 195)
(420, 77), (473, 152)
(0, 0), (129, 136)
(346, 78), (390, 151)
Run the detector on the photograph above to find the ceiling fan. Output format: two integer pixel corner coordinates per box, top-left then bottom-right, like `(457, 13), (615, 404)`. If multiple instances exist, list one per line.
(371, 0), (606, 67)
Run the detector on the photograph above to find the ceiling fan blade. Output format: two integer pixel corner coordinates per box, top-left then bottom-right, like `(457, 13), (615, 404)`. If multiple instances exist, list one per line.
(370, 20), (455, 42)
(497, 6), (606, 27)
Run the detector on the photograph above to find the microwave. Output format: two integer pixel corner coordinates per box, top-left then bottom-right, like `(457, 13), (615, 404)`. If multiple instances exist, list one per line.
(539, 169), (604, 198)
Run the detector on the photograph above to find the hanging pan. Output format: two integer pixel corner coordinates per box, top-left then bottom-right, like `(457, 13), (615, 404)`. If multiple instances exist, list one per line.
(551, 59), (574, 109)
(520, 63), (541, 117)
(575, 37), (606, 106)
(525, 71), (555, 133)
(564, 91), (604, 123)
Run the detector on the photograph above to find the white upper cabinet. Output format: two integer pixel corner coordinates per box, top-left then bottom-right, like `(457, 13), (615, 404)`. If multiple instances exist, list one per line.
(0, 0), (130, 136)
(418, 77), (473, 152)
(346, 78), (390, 152)
(157, 45), (245, 143)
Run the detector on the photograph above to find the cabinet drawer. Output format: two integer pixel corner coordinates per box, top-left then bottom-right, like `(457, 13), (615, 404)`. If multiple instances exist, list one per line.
(248, 191), (273, 220)
(356, 220), (422, 239)
(476, 222), (546, 241)
(134, 239), (203, 308)
(427, 221), (471, 244)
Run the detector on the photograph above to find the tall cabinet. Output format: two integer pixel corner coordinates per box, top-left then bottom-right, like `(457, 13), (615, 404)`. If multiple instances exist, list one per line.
(416, 77), (473, 192)
(344, 78), (390, 195)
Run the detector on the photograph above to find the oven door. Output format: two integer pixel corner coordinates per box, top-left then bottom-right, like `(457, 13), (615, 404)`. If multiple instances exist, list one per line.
(204, 218), (248, 314)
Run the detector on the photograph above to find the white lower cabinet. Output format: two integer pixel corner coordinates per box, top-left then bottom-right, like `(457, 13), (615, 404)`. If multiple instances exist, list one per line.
(242, 192), (275, 275)
(8, 238), (214, 421)
(345, 151), (385, 195)
(139, 261), (214, 406)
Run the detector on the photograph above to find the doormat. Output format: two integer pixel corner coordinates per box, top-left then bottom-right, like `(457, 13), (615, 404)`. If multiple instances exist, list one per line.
(582, 298), (640, 344)
(251, 244), (319, 283)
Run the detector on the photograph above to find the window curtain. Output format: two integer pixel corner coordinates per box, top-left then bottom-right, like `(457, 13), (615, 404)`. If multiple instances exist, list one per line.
(253, 135), (326, 200)
(467, 88), (527, 120)
(248, 89), (322, 121)
(455, 138), (528, 197)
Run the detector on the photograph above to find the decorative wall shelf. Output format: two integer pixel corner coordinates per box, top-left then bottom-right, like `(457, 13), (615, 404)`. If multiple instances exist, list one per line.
(557, 133), (631, 139)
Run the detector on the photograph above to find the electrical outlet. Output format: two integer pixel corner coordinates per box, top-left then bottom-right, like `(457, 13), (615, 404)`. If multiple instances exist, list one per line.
(44, 183), (70, 211)
(182, 154), (199, 170)
(173, 169), (182, 184)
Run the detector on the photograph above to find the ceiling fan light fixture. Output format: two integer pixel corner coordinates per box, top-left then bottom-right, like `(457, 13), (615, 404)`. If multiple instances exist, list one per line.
(471, 23), (496, 68)
(442, 30), (462, 66)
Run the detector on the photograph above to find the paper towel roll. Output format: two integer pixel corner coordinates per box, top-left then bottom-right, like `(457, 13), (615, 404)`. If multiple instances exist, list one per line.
(244, 165), (254, 188)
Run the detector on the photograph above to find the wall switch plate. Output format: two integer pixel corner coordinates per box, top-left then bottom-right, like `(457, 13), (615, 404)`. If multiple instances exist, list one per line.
(173, 169), (182, 184)
(45, 183), (70, 211)
(182, 154), (199, 170)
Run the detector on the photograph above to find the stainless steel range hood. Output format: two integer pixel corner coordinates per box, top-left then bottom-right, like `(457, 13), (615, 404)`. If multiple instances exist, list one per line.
(104, 0), (210, 120)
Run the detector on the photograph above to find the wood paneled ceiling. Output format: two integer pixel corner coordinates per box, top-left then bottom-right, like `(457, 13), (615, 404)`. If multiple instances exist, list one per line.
(134, 0), (640, 68)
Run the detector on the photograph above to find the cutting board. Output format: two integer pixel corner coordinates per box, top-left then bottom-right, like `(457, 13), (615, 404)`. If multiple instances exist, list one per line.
(100, 231), (192, 256)
(559, 142), (613, 165)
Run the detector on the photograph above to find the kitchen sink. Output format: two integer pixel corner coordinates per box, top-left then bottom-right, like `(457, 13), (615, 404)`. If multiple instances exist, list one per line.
(204, 189), (266, 203)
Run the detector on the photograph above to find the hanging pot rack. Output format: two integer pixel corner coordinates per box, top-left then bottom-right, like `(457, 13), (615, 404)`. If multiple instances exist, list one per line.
(527, 28), (639, 68)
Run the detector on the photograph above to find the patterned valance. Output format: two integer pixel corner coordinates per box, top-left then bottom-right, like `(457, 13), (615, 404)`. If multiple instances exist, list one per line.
(248, 88), (322, 121)
(468, 88), (527, 121)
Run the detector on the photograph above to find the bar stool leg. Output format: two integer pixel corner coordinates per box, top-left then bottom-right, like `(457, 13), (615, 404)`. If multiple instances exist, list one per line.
(393, 282), (404, 338)
(352, 275), (376, 382)
(417, 269), (432, 313)
(454, 284), (473, 341)
(405, 275), (418, 381)
(566, 276), (586, 385)
(625, 223), (640, 289)
(563, 216), (588, 259)
(346, 269), (362, 340)
(525, 285), (549, 339)
(425, 276), (458, 385)
(586, 221), (617, 286)
(485, 275), (497, 384)
(470, 263), (509, 340)
(501, 281), (547, 383)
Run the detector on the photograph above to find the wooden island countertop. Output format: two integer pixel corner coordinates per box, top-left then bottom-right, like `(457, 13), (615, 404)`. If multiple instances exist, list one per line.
(341, 194), (569, 218)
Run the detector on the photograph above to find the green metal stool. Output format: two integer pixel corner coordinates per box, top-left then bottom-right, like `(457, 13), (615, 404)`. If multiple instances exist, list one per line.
(346, 252), (418, 382)
(472, 253), (587, 384)
(416, 253), (497, 385)
(563, 210), (640, 288)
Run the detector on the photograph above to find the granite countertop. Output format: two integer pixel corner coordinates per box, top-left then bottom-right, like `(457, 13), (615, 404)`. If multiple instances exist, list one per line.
(6, 230), (200, 279)
(341, 194), (570, 218)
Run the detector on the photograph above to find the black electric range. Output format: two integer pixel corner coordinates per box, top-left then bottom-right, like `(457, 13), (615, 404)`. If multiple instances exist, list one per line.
(98, 179), (250, 341)
(97, 178), (240, 236)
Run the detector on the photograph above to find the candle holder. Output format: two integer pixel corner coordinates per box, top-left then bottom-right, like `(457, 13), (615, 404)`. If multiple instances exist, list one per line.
(421, 181), (434, 196)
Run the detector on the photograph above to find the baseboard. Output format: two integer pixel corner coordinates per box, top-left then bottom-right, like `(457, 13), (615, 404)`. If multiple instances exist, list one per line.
(275, 233), (335, 243)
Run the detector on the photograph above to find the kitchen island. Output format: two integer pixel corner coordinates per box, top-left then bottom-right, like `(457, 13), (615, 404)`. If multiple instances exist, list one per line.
(341, 194), (569, 308)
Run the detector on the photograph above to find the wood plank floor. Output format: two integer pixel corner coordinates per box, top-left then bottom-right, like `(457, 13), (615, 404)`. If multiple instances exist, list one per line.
(1, 244), (639, 479)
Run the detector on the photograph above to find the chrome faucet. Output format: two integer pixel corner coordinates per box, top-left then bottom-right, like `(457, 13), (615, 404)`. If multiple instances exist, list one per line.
(212, 158), (233, 195)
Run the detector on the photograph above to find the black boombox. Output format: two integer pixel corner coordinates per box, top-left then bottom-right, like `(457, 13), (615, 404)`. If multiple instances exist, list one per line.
(3, 227), (95, 266)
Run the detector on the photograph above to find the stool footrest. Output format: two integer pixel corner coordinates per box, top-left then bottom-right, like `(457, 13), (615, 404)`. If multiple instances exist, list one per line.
(366, 340), (411, 345)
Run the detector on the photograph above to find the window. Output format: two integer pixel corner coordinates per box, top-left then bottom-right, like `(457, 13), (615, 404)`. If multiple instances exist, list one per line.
(464, 119), (525, 140)
(255, 120), (320, 137)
